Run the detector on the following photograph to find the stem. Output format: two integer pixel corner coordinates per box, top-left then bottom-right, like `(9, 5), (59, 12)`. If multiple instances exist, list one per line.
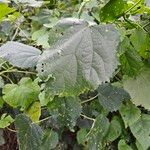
(11, 26), (19, 41)
(6, 127), (17, 133)
(81, 94), (99, 104)
(1, 74), (14, 84)
(33, 116), (51, 124)
(125, 0), (142, 14)
(80, 114), (95, 121)
(123, 15), (145, 31)
(86, 119), (96, 137)
(143, 21), (150, 29)
(0, 69), (36, 75)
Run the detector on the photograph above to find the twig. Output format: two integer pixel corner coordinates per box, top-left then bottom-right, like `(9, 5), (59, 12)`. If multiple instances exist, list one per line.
(86, 118), (96, 137)
(6, 127), (17, 133)
(1, 74), (14, 84)
(81, 94), (99, 104)
(11, 26), (19, 41)
(80, 114), (95, 121)
(0, 69), (36, 75)
(33, 116), (51, 124)
(125, 0), (142, 14)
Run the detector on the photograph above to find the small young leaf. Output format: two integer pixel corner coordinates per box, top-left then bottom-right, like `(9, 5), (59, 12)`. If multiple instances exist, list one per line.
(0, 114), (14, 128)
(118, 139), (133, 150)
(0, 3), (16, 21)
(3, 77), (40, 110)
(25, 102), (41, 122)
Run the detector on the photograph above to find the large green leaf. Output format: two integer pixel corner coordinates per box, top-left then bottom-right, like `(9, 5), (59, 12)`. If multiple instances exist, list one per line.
(87, 115), (110, 150)
(130, 114), (150, 150)
(40, 129), (59, 150)
(118, 37), (143, 77)
(37, 20), (119, 96)
(123, 68), (150, 110)
(130, 29), (150, 58)
(15, 114), (43, 150)
(0, 41), (41, 68)
(98, 83), (130, 112)
(119, 101), (141, 128)
(3, 77), (40, 110)
(48, 96), (82, 129)
(106, 116), (122, 142)
(99, 0), (128, 22)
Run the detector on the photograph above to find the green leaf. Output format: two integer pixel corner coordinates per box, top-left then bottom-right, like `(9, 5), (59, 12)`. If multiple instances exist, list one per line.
(0, 114), (14, 128)
(41, 130), (58, 150)
(38, 91), (52, 106)
(25, 102), (41, 122)
(130, 114), (150, 150)
(77, 128), (87, 144)
(37, 20), (119, 96)
(0, 41), (41, 68)
(32, 28), (50, 48)
(3, 77), (40, 110)
(15, 114), (43, 150)
(98, 83), (130, 112)
(0, 3), (16, 21)
(119, 101), (141, 128)
(99, 0), (128, 22)
(87, 115), (110, 150)
(119, 37), (143, 77)
(130, 28), (150, 58)
(48, 97), (82, 130)
(106, 116), (122, 142)
(123, 68), (150, 110)
(136, 140), (144, 150)
(118, 139), (133, 150)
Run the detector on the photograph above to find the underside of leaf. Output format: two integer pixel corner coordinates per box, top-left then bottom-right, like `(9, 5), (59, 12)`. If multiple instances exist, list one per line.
(37, 21), (119, 96)
(0, 41), (41, 68)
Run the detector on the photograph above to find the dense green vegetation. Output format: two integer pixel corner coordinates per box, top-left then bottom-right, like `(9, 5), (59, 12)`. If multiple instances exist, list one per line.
(0, 0), (150, 149)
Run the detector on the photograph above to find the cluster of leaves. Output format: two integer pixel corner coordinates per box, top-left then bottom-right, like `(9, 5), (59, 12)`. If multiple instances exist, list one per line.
(0, 0), (150, 149)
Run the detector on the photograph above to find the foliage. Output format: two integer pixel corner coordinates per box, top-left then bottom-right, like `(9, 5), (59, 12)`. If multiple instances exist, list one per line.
(0, 0), (150, 149)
